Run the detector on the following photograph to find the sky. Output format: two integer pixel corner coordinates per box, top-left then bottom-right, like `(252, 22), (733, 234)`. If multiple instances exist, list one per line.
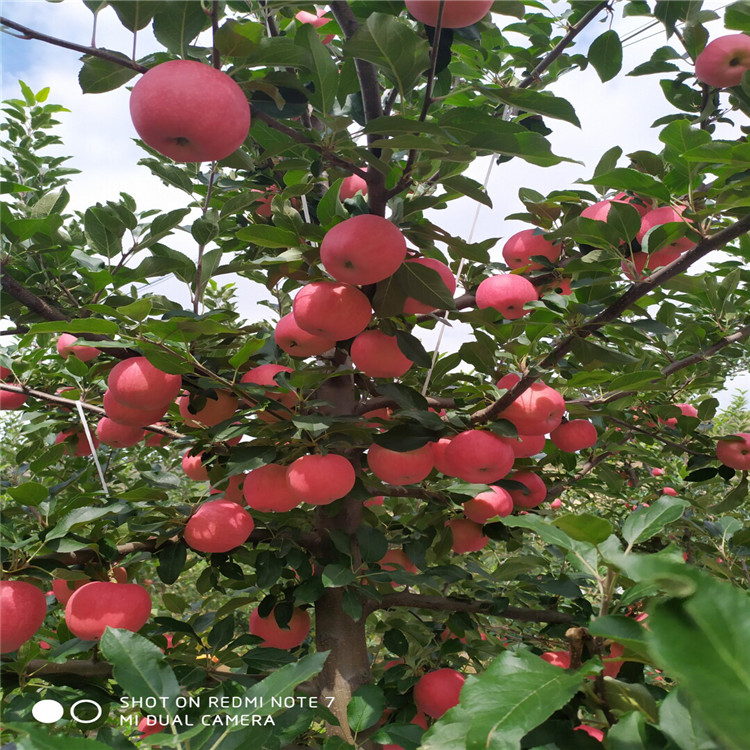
(1, 0), (748, 408)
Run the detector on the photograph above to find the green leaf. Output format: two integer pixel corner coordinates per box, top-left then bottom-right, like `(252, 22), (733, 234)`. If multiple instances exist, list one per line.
(490, 87), (580, 127)
(7, 481), (48, 506)
(46, 504), (124, 541)
(726, 1), (750, 32)
(588, 30), (623, 83)
(376, 383), (428, 411)
(647, 575), (750, 749)
(607, 370), (663, 391)
(30, 318), (118, 335)
(78, 53), (138, 94)
(709, 477), (748, 514)
(552, 513), (613, 544)
(322, 564), (356, 588)
(229, 337), (266, 369)
(582, 168), (671, 202)
(622, 496), (689, 546)
(589, 615), (649, 652)
(236, 225), (299, 248)
(604, 677), (658, 722)
(348, 684), (386, 733)
(659, 687), (723, 750)
(395, 330), (432, 368)
(16, 729), (113, 750)
(296, 24), (338, 115)
(370, 724), (424, 750)
(100, 629), (181, 714)
(343, 13), (430, 99)
(440, 175), (493, 207)
(394, 261), (456, 311)
(109, 0), (159, 31)
(152, 0), (210, 58)
(156, 541), (187, 585)
(356, 524), (389, 563)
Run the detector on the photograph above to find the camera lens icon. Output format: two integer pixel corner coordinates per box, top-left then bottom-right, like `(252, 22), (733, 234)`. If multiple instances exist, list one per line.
(32, 698), (103, 724)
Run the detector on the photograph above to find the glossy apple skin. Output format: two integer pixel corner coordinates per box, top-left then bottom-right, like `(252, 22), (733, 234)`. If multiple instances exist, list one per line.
(56, 333), (101, 362)
(293, 281), (372, 341)
(476, 274), (538, 319)
(182, 451), (209, 481)
(695, 34), (750, 87)
(184, 500), (254, 553)
(659, 402), (698, 428)
(241, 364), (295, 421)
(339, 172), (368, 200)
(414, 668), (466, 718)
(108, 357), (182, 410)
(502, 229), (562, 270)
(498, 382), (565, 435)
(0, 389), (27, 410)
(405, 0), (493, 28)
(351, 330), (413, 378)
(402, 257), (457, 314)
(96, 417), (145, 448)
(320, 215), (407, 285)
(0, 581), (47, 653)
(65, 581), (151, 641)
(637, 206), (696, 254)
(130, 60), (250, 162)
(430, 437), (458, 476)
(243, 464), (299, 512)
(550, 420), (597, 452)
(447, 518), (489, 553)
(286, 454), (356, 505)
(103, 390), (169, 427)
(379, 549), (417, 573)
(249, 606), (310, 649)
(716, 433), (750, 470)
(367, 443), (434, 485)
(507, 471), (547, 508)
(498, 433), (546, 458)
(55, 430), (100, 457)
(275, 313), (336, 358)
(463, 486), (513, 523)
(178, 390), (238, 428)
(444, 430), (514, 483)
(541, 651), (571, 669)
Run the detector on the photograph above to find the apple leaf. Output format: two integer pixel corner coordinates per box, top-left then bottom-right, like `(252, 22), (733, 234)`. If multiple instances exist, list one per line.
(394, 261), (456, 311)
(552, 513), (613, 545)
(484, 87), (581, 128)
(726, 1), (750, 32)
(78, 53), (138, 94)
(152, 1), (210, 58)
(622, 495), (689, 546)
(588, 30), (623, 83)
(348, 684), (386, 732)
(296, 24), (338, 116)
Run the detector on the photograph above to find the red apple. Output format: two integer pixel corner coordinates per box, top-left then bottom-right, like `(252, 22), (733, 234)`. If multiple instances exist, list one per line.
(498, 433), (546, 459)
(502, 229), (562, 270)
(695, 34), (750, 87)
(659, 402), (698, 428)
(241, 363), (295, 420)
(430, 437), (458, 476)
(447, 518), (489, 553)
(651, 468), (665, 477)
(293, 281), (372, 340)
(402, 257), (457, 314)
(716, 433), (750, 470)
(286, 454), (356, 505)
(339, 171), (367, 200)
(414, 668), (465, 718)
(0, 388), (27, 410)
(275, 313), (336, 357)
(463, 486), (513, 523)
(182, 451), (209, 481)
(550, 498), (563, 509)
(662, 486), (678, 496)
(367, 443), (434, 485)
(637, 206), (696, 254)
(350, 329), (413, 378)
(550, 420), (597, 452)
(102, 390), (169, 427)
(320, 215), (407, 285)
(55, 430), (100, 457)
(144, 424), (171, 447)
(96, 417), (145, 448)
(129, 60), (250, 163)
(0, 581), (47, 653)
(575, 725), (605, 742)
(476, 274), (538, 320)
(56, 333), (101, 362)
(497, 381), (565, 435)
(604, 642), (625, 679)
(540, 651), (571, 668)
(138, 717), (167, 738)
(249, 606), (310, 649)
(405, 0), (493, 28)
(295, 8), (335, 44)
(210, 473), (245, 504)
(52, 578), (88, 606)
(184, 499), (254, 553)
(364, 495), (385, 507)
(65, 582), (151, 640)
(507, 471), (547, 508)
(497, 373), (521, 390)
(621, 247), (682, 280)
(178, 389), (238, 428)
(108, 357), (182, 411)
(444, 430), (514, 483)
(379, 549), (417, 574)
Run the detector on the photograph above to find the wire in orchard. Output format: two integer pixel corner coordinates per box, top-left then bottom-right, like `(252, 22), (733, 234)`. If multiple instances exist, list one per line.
(75, 400), (109, 495)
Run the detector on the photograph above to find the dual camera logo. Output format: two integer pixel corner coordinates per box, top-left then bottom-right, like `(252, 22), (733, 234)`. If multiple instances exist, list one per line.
(31, 698), (103, 724)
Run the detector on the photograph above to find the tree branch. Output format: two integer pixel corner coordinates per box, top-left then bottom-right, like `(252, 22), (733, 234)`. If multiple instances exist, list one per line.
(369, 592), (576, 624)
(0, 16), (147, 73)
(356, 395), (455, 415)
(546, 451), (614, 501)
(662, 323), (750, 376)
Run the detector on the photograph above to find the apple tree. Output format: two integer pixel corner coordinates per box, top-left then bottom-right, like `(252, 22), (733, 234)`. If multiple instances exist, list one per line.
(1, 1), (750, 749)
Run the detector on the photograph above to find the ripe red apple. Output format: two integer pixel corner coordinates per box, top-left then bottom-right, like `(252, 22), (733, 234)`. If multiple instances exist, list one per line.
(379, 549), (417, 574)
(498, 433), (546, 458)
(320, 215), (407, 285)
(695, 34), (750, 87)
(413, 668), (466, 718)
(182, 451), (209, 481)
(463, 486), (513, 523)
(295, 8), (335, 44)
(292, 281), (372, 340)
(402, 257), (457, 314)
(129, 60), (250, 162)
(65, 581), (151, 640)
(55, 430), (100, 457)
(52, 578), (88, 605)
(178, 389), (238, 428)
(507, 471), (547, 508)
(604, 642), (625, 679)
(444, 430), (514, 483)
(447, 518), (489, 553)
(96, 417), (145, 448)
(659, 402), (698, 428)
(275, 313), (336, 358)
(430, 437), (457, 476)
(102, 390), (169, 427)
(497, 381), (565, 435)
(184, 499), (254, 553)
(138, 717), (167, 738)
(249, 606), (310, 649)
(475, 274), (538, 320)
(241, 363), (295, 420)
(716, 433), (750, 470)
(350, 329), (414, 378)
(550, 498), (562, 509)
(0, 581), (47, 653)
(339, 171), (367, 200)
(362, 406), (394, 430)
(550, 420), (597, 452)
(575, 725), (604, 742)
(286, 454), (356, 505)
(637, 206), (696, 254)
(0, 388), (27, 410)
(108, 357), (182, 410)
(540, 651), (571, 669)
(144, 424), (170, 447)
(651, 467), (665, 477)
(210, 473), (245, 504)
(364, 495), (384, 507)
(367, 443), (434, 485)
(405, 0), (493, 28)
(621, 247), (682, 280)
(502, 229), (562, 270)
(56, 333), (101, 362)
(662, 486), (678, 496)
